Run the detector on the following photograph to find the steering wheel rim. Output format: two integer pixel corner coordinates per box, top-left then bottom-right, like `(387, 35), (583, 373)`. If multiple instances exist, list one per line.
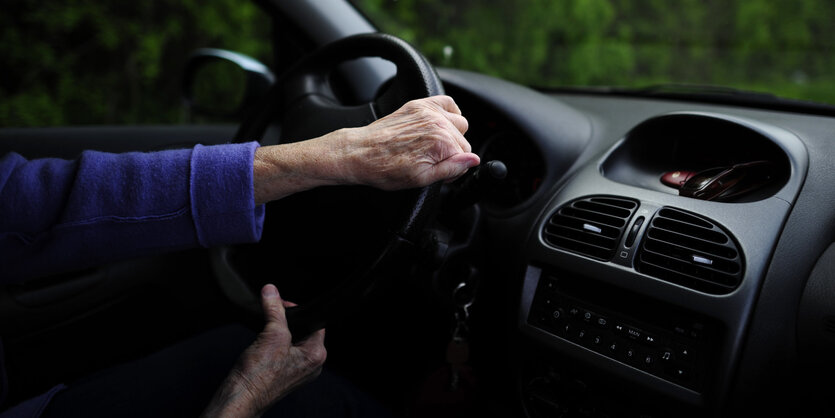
(231, 33), (445, 341)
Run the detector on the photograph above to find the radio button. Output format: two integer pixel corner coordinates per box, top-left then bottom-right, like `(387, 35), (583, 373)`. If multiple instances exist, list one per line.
(595, 316), (609, 329)
(625, 327), (643, 340)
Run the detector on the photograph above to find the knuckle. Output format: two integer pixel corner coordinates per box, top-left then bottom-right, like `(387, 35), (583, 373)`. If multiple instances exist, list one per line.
(458, 116), (469, 131)
(266, 305), (283, 319)
(307, 345), (328, 366)
(430, 118), (448, 132)
(418, 106), (437, 120)
(403, 100), (422, 112)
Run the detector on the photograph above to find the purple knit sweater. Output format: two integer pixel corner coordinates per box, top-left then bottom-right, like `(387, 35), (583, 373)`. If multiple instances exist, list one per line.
(0, 142), (265, 417)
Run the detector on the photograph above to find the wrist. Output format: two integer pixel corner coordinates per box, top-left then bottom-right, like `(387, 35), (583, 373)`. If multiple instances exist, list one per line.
(251, 128), (361, 204)
(252, 140), (331, 204)
(201, 370), (265, 418)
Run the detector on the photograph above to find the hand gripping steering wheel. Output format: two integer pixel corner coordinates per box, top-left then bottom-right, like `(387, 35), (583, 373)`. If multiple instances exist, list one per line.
(231, 33), (446, 341)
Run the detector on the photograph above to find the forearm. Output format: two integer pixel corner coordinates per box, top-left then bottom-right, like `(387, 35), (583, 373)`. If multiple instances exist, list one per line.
(253, 129), (352, 205)
(252, 96), (481, 204)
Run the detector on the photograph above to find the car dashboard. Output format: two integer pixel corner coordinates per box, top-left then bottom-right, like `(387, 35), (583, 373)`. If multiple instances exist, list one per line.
(436, 68), (835, 417)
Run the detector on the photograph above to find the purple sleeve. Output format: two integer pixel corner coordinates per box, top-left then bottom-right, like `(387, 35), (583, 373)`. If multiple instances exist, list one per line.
(0, 142), (265, 283)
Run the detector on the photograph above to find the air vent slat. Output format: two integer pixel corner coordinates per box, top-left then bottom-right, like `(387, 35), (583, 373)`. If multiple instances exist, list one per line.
(545, 236), (618, 260)
(638, 256), (737, 294)
(573, 201), (632, 219)
(544, 225), (619, 248)
(637, 207), (744, 295)
(548, 216), (621, 238)
(657, 208), (714, 229)
(560, 206), (628, 228)
(543, 196), (638, 261)
(590, 197), (639, 210)
(646, 228), (738, 260)
(652, 218), (728, 244)
(646, 244), (739, 284)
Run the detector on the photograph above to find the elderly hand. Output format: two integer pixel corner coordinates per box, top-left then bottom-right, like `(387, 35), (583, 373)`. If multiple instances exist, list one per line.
(201, 285), (327, 418)
(332, 95), (480, 190)
(253, 95), (479, 204)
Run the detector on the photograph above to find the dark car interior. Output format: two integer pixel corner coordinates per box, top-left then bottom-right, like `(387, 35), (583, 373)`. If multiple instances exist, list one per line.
(2, 1), (835, 417)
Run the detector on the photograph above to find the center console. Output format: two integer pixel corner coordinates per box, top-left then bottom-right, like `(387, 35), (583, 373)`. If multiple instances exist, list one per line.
(516, 111), (808, 417)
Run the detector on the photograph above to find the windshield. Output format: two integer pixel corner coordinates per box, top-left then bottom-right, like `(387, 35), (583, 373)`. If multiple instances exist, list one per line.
(353, 0), (835, 107)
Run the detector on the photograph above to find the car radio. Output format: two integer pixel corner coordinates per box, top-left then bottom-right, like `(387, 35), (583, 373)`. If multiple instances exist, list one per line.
(527, 269), (720, 392)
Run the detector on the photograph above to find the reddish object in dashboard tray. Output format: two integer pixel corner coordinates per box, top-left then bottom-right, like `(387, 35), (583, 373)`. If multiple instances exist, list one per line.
(660, 170), (697, 189)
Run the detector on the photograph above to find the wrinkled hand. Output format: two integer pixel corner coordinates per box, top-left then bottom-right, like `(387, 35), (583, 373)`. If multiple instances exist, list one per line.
(253, 95), (480, 204)
(201, 285), (326, 418)
(336, 95), (480, 190)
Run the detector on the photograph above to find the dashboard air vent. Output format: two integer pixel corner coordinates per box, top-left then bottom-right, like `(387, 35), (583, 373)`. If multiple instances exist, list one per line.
(637, 208), (743, 294)
(543, 196), (638, 260)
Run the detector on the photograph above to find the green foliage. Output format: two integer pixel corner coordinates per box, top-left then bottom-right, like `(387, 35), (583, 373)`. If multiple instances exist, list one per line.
(0, 0), (270, 127)
(190, 59), (247, 115)
(3, 0), (835, 127)
(356, 0), (835, 105)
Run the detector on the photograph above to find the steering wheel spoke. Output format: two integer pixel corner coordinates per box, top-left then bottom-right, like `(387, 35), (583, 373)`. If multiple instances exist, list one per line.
(281, 94), (378, 143)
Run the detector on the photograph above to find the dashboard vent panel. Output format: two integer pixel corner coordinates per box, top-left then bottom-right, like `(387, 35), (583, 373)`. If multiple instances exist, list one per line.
(637, 208), (743, 294)
(543, 196), (638, 260)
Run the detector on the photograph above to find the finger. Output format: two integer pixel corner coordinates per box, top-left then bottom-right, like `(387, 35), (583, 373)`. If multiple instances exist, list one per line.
(428, 95), (462, 115)
(283, 300), (298, 308)
(443, 111), (469, 136)
(432, 152), (481, 183)
(261, 284), (288, 329)
(449, 129), (473, 153)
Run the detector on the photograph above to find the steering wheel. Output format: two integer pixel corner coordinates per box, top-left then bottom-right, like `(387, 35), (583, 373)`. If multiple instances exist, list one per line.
(229, 33), (446, 341)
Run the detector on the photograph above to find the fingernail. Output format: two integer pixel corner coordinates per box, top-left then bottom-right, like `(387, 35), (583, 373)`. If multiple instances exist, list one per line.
(262, 285), (278, 298)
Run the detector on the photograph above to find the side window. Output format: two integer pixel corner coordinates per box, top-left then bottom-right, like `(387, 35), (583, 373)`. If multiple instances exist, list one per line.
(0, 1), (271, 128)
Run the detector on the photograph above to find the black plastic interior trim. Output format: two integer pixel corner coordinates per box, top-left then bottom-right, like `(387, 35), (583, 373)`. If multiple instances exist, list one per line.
(0, 125), (238, 159)
(541, 87), (835, 118)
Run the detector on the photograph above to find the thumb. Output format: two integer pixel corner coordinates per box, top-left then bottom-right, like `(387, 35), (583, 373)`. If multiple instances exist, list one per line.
(260, 284), (287, 327)
(435, 152), (480, 182)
